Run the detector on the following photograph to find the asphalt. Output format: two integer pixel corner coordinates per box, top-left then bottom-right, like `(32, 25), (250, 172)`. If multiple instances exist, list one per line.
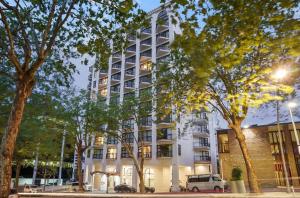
(18, 192), (300, 198)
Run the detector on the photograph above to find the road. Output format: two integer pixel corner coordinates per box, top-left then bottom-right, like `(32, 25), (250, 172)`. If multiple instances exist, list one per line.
(18, 192), (300, 198)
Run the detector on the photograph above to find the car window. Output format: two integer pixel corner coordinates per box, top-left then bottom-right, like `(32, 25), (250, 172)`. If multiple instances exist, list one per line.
(212, 176), (221, 181)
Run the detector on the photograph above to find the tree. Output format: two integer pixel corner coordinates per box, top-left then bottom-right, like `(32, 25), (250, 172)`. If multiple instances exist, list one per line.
(60, 90), (106, 192)
(0, 1), (146, 196)
(101, 89), (154, 193)
(158, 0), (300, 193)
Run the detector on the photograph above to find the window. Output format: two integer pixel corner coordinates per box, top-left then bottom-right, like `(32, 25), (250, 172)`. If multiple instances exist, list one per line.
(93, 149), (103, 159)
(156, 55), (170, 64)
(141, 38), (152, 45)
(140, 61), (152, 71)
(218, 133), (229, 153)
(93, 80), (97, 88)
(127, 45), (136, 52)
(193, 138), (209, 147)
(157, 128), (172, 140)
(123, 119), (135, 129)
(195, 151), (210, 161)
(112, 73), (121, 80)
(212, 176), (222, 181)
(121, 147), (132, 158)
(111, 84), (120, 92)
(138, 146), (152, 158)
(126, 67), (135, 75)
(140, 49), (152, 58)
(157, 30), (169, 39)
(95, 136), (104, 146)
(99, 77), (107, 85)
(100, 89), (107, 97)
(122, 132), (134, 143)
(139, 130), (152, 142)
(141, 116), (152, 126)
(157, 42), (169, 51)
(178, 144), (181, 156)
(107, 136), (118, 144)
(112, 62), (121, 69)
(144, 168), (155, 187)
(125, 80), (135, 88)
(126, 56), (136, 63)
(107, 148), (117, 159)
(157, 144), (172, 157)
(140, 74), (152, 84)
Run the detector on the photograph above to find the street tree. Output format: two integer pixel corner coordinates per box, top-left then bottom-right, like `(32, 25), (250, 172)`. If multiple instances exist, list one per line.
(157, 0), (300, 193)
(0, 1), (146, 196)
(101, 91), (153, 193)
(61, 90), (106, 192)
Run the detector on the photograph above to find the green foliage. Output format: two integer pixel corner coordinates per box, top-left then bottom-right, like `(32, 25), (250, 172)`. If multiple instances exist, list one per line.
(157, 0), (299, 124)
(231, 167), (243, 181)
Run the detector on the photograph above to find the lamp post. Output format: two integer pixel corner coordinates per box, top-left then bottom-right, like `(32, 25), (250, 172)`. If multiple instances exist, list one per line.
(288, 102), (300, 154)
(273, 68), (291, 193)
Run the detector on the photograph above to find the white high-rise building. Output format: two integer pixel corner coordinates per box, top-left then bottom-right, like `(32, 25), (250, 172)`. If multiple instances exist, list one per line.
(84, 4), (217, 192)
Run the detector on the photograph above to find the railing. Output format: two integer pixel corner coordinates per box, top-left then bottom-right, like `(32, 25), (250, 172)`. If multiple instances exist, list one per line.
(157, 134), (172, 140)
(194, 155), (211, 162)
(157, 150), (172, 157)
(138, 152), (152, 158)
(193, 142), (210, 148)
(112, 63), (121, 69)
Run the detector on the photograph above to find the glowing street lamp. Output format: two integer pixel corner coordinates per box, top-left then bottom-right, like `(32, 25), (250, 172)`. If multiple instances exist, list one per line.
(273, 68), (291, 193)
(288, 102), (300, 154)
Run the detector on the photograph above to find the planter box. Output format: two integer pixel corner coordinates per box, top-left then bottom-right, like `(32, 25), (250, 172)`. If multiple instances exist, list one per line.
(231, 180), (246, 193)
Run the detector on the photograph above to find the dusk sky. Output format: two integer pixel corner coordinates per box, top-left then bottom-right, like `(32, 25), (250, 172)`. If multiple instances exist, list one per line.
(73, 0), (161, 90)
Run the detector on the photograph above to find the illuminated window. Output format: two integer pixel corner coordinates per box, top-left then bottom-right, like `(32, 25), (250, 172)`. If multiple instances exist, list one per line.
(95, 136), (104, 146)
(140, 61), (152, 71)
(144, 168), (155, 187)
(100, 89), (107, 96)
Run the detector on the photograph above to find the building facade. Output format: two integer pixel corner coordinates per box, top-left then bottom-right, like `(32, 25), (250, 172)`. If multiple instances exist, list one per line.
(217, 122), (300, 188)
(84, 5), (217, 192)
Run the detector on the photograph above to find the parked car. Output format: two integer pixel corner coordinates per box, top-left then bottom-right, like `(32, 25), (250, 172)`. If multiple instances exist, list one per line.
(114, 184), (136, 193)
(145, 186), (155, 193)
(23, 185), (42, 193)
(186, 174), (227, 192)
(169, 185), (186, 192)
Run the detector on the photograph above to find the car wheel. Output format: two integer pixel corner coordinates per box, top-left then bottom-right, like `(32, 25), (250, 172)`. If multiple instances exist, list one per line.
(192, 187), (199, 192)
(214, 186), (221, 192)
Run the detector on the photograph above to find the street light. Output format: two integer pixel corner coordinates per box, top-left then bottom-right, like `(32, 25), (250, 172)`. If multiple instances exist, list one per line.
(288, 102), (300, 154)
(273, 68), (291, 193)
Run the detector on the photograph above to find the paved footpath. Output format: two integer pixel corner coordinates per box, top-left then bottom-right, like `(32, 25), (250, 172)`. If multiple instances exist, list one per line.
(18, 192), (300, 198)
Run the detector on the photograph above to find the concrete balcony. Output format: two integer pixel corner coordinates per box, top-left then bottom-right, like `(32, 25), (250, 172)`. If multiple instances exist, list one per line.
(112, 53), (121, 64)
(156, 22), (168, 34)
(156, 45), (169, 58)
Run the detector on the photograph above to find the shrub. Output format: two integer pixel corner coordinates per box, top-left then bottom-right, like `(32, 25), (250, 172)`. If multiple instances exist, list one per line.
(231, 167), (243, 181)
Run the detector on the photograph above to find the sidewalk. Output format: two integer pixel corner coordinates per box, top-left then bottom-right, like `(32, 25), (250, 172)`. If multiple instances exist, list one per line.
(18, 192), (300, 198)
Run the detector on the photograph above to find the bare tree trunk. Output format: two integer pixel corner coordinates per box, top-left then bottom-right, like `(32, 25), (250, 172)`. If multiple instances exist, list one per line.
(138, 171), (145, 193)
(76, 143), (84, 192)
(231, 124), (261, 193)
(139, 144), (145, 193)
(0, 80), (34, 198)
(15, 161), (22, 192)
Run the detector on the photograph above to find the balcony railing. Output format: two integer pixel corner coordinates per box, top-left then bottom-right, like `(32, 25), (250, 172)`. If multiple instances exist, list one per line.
(194, 155), (211, 162)
(138, 152), (152, 158)
(193, 142), (210, 148)
(157, 150), (172, 158)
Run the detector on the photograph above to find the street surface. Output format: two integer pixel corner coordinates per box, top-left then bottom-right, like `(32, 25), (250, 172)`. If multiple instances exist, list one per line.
(18, 192), (300, 198)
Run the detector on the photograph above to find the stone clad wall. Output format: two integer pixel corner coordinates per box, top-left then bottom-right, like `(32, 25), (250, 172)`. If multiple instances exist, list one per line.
(219, 126), (277, 188)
